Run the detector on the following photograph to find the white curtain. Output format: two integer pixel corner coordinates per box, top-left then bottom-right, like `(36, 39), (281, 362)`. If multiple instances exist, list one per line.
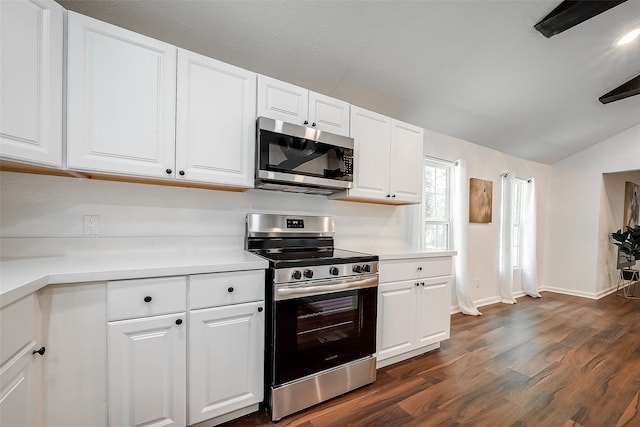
(521, 178), (541, 297)
(499, 172), (516, 304)
(452, 160), (482, 315)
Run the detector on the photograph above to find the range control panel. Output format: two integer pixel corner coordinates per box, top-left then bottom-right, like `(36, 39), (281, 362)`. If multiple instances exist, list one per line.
(273, 262), (379, 285)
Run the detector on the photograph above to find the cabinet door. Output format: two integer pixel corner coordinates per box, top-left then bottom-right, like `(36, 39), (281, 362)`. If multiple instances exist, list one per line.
(415, 277), (452, 348)
(67, 12), (177, 178)
(176, 49), (256, 187)
(389, 119), (424, 204)
(377, 280), (417, 361)
(349, 106), (391, 200)
(188, 301), (264, 424)
(0, 343), (39, 427)
(108, 313), (186, 427)
(257, 75), (308, 125)
(308, 92), (350, 137)
(0, 0), (63, 167)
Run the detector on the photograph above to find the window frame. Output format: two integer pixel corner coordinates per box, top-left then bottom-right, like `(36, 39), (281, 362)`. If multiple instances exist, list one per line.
(422, 157), (453, 251)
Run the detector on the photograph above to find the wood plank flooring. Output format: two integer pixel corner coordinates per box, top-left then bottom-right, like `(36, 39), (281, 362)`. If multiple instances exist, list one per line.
(221, 292), (640, 427)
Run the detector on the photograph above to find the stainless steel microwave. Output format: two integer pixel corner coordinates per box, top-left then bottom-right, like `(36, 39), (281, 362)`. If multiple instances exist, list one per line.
(255, 117), (354, 195)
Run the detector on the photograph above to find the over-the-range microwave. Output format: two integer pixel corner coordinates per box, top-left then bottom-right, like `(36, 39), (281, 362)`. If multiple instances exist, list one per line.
(255, 117), (354, 195)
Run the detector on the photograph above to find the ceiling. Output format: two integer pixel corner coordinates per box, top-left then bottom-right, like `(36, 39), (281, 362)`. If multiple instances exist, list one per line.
(57, 0), (640, 165)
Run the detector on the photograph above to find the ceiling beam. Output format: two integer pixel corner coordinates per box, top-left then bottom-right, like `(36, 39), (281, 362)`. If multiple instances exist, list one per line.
(599, 74), (640, 104)
(534, 0), (627, 38)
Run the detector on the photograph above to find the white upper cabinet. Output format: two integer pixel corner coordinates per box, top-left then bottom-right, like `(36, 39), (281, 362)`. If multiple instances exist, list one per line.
(348, 106), (391, 201)
(257, 75), (350, 136)
(0, 0), (64, 167)
(333, 106), (423, 204)
(308, 91), (351, 137)
(66, 11), (177, 178)
(389, 119), (424, 203)
(176, 49), (256, 188)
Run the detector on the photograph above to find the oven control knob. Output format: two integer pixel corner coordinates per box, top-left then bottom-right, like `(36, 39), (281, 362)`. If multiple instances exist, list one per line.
(303, 269), (314, 279)
(292, 270), (302, 280)
(362, 264), (371, 273)
(352, 265), (362, 273)
(329, 267), (340, 276)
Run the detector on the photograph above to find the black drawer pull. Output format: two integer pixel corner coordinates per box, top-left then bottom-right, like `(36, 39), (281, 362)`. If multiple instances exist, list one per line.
(417, 266), (423, 271)
(144, 296), (152, 303)
(175, 319), (183, 325)
(32, 346), (46, 356)
(258, 307), (263, 312)
(227, 287), (234, 293)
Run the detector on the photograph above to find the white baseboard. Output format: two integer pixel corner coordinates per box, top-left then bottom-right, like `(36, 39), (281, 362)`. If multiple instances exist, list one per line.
(540, 286), (599, 299)
(450, 286), (618, 315)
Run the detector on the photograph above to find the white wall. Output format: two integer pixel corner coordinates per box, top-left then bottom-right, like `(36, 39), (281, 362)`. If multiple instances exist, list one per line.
(7, 124), (634, 306)
(423, 130), (552, 307)
(0, 171), (405, 256)
(542, 124), (640, 298)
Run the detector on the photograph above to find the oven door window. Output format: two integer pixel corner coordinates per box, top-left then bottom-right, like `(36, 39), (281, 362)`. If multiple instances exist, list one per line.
(259, 130), (353, 181)
(273, 287), (376, 386)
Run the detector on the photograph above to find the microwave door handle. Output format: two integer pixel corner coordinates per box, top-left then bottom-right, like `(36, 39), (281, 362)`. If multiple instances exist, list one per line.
(276, 277), (378, 299)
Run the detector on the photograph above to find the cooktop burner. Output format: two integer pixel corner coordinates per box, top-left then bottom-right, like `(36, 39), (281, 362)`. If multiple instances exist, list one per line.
(253, 248), (377, 269)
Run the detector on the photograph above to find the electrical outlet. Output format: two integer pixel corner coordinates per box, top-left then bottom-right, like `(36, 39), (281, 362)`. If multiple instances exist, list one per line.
(84, 215), (100, 235)
(476, 278), (480, 288)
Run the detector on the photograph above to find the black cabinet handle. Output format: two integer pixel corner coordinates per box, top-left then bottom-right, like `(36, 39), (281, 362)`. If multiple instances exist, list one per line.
(392, 194), (396, 198)
(311, 122), (316, 127)
(144, 296), (152, 303)
(421, 282), (425, 287)
(417, 267), (422, 271)
(227, 287), (234, 293)
(258, 307), (263, 312)
(175, 318), (183, 325)
(303, 120), (309, 125)
(32, 346), (46, 356)
(386, 194), (391, 198)
(415, 282), (419, 287)
(179, 170), (185, 176)
(165, 168), (172, 174)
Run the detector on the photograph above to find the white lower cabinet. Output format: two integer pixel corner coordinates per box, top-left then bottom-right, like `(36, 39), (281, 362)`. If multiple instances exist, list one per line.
(376, 256), (452, 368)
(188, 301), (264, 425)
(6, 269), (264, 427)
(108, 313), (187, 427)
(0, 345), (39, 427)
(377, 280), (417, 361)
(0, 294), (41, 427)
(415, 277), (452, 348)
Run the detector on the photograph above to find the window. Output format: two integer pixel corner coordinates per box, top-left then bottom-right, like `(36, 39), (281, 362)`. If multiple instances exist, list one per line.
(423, 159), (452, 250)
(512, 178), (526, 268)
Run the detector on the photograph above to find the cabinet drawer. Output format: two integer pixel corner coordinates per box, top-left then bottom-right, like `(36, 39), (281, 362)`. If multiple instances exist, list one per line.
(0, 294), (36, 365)
(380, 257), (452, 283)
(107, 276), (186, 321)
(189, 270), (264, 310)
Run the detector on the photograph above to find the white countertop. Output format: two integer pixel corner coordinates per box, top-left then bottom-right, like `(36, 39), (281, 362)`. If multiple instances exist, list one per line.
(342, 243), (456, 261)
(0, 249), (268, 308)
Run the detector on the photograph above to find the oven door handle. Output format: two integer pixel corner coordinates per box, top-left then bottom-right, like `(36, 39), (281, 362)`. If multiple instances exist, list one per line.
(275, 276), (378, 300)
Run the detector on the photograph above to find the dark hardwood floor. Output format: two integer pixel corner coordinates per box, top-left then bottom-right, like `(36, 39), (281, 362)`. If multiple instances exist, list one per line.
(221, 292), (640, 427)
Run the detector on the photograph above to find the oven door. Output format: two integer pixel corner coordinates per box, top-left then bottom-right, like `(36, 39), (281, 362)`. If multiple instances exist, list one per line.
(271, 275), (377, 386)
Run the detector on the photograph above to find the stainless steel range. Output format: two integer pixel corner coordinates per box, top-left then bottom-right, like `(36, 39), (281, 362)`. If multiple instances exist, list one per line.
(245, 213), (378, 421)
